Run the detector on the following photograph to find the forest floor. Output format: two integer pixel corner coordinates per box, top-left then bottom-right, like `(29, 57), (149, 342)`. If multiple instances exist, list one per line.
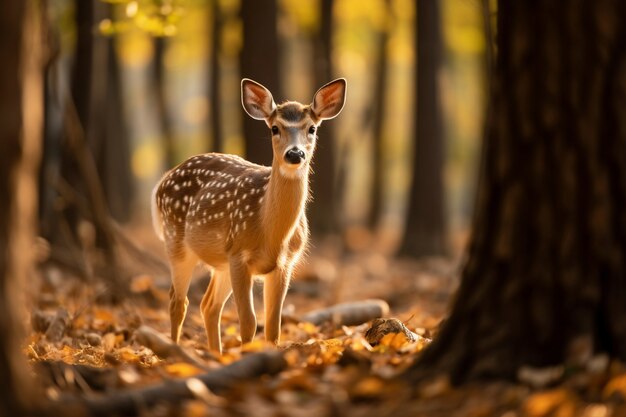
(23, 225), (626, 416)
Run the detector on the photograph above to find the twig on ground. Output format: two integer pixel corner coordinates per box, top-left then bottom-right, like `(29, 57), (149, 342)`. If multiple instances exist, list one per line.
(134, 325), (214, 369)
(299, 299), (390, 326)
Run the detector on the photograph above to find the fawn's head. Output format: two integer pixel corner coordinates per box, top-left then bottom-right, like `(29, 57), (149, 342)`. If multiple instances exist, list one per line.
(241, 78), (346, 179)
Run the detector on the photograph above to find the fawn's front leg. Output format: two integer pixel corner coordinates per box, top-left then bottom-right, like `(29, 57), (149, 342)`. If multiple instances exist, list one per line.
(264, 265), (292, 344)
(229, 256), (256, 344)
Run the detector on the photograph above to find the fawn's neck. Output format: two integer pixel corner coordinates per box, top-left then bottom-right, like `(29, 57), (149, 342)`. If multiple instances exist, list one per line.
(260, 159), (309, 253)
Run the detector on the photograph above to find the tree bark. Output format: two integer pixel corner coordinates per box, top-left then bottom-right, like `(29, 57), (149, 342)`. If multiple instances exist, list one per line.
(398, 0), (447, 257)
(240, 0), (280, 166)
(408, 0), (626, 383)
(308, 0), (338, 235)
(0, 0), (42, 414)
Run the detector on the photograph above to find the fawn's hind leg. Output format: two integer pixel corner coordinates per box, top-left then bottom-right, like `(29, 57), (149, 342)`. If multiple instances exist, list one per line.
(200, 267), (232, 354)
(167, 247), (198, 343)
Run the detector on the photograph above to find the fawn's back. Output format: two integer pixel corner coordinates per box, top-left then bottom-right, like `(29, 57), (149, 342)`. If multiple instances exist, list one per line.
(154, 153), (270, 268)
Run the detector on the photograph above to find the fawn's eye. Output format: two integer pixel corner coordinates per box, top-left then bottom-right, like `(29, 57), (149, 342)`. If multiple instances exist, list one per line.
(271, 126), (279, 135)
(308, 126), (316, 135)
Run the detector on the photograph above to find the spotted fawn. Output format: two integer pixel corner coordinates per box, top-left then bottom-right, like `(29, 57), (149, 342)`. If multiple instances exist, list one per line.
(151, 78), (347, 353)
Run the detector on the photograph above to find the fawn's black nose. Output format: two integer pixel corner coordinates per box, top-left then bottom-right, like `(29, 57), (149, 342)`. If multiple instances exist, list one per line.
(284, 148), (305, 165)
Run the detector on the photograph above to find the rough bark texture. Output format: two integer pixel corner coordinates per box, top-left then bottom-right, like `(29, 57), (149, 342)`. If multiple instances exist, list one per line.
(398, 0), (447, 257)
(408, 0), (626, 383)
(309, 0), (337, 235)
(0, 0), (41, 414)
(240, 0), (281, 166)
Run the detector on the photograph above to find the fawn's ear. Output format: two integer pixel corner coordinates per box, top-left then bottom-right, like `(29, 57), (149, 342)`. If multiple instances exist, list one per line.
(311, 78), (346, 120)
(241, 79), (276, 120)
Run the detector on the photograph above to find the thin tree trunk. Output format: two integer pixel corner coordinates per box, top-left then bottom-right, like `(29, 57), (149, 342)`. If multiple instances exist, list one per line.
(398, 0), (447, 257)
(154, 36), (176, 169)
(308, 0), (337, 235)
(0, 0), (42, 413)
(210, 0), (223, 153)
(368, 2), (391, 230)
(407, 0), (626, 383)
(98, 37), (133, 222)
(240, 0), (280, 166)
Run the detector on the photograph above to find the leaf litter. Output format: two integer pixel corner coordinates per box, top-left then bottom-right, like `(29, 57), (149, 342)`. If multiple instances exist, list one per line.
(25, 235), (626, 417)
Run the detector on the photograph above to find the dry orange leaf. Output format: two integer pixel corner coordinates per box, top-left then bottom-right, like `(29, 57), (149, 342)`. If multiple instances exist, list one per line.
(379, 332), (410, 350)
(130, 274), (154, 293)
(603, 373), (626, 400)
(242, 339), (273, 353)
(523, 388), (577, 417)
(351, 376), (385, 398)
(165, 362), (204, 378)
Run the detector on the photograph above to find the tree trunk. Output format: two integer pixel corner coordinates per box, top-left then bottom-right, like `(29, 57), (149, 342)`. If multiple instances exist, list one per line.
(97, 37), (133, 222)
(408, 0), (626, 383)
(368, 1), (391, 230)
(240, 0), (280, 166)
(210, 0), (223, 153)
(154, 36), (177, 168)
(0, 0), (42, 414)
(398, 0), (447, 257)
(308, 0), (337, 235)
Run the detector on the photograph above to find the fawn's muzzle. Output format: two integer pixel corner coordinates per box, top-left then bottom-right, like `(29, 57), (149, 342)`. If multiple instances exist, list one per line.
(284, 148), (305, 165)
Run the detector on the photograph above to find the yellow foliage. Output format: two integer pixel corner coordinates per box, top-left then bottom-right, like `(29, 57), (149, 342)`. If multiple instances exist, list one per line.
(132, 141), (163, 180)
(281, 0), (319, 33)
(442, 0), (486, 55)
(117, 31), (154, 68)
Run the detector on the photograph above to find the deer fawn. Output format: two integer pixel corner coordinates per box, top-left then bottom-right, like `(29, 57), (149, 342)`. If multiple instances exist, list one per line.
(151, 78), (346, 353)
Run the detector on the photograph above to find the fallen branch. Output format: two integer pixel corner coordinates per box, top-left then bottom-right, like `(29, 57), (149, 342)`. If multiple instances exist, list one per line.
(299, 299), (390, 326)
(52, 351), (286, 417)
(134, 325), (214, 369)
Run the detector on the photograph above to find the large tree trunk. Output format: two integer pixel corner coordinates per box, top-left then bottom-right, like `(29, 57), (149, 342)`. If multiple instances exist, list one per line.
(308, 0), (337, 235)
(408, 0), (626, 383)
(240, 0), (280, 166)
(0, 0), (42, 414)
(398, 0), (447, 257)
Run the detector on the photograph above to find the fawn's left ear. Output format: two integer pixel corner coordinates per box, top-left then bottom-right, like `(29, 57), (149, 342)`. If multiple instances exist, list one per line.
(311, 78), (347, 120)
(241, 78), (277, 120)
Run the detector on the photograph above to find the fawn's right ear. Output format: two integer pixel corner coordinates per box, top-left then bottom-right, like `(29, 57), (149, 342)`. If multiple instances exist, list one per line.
(241, 79), (276, 120)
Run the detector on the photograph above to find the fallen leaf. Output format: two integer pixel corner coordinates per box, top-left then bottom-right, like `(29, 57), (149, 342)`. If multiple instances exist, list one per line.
(523, 388), (577, 417)
(603, 374), (626, 400)
(165, 362), (204, 378)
